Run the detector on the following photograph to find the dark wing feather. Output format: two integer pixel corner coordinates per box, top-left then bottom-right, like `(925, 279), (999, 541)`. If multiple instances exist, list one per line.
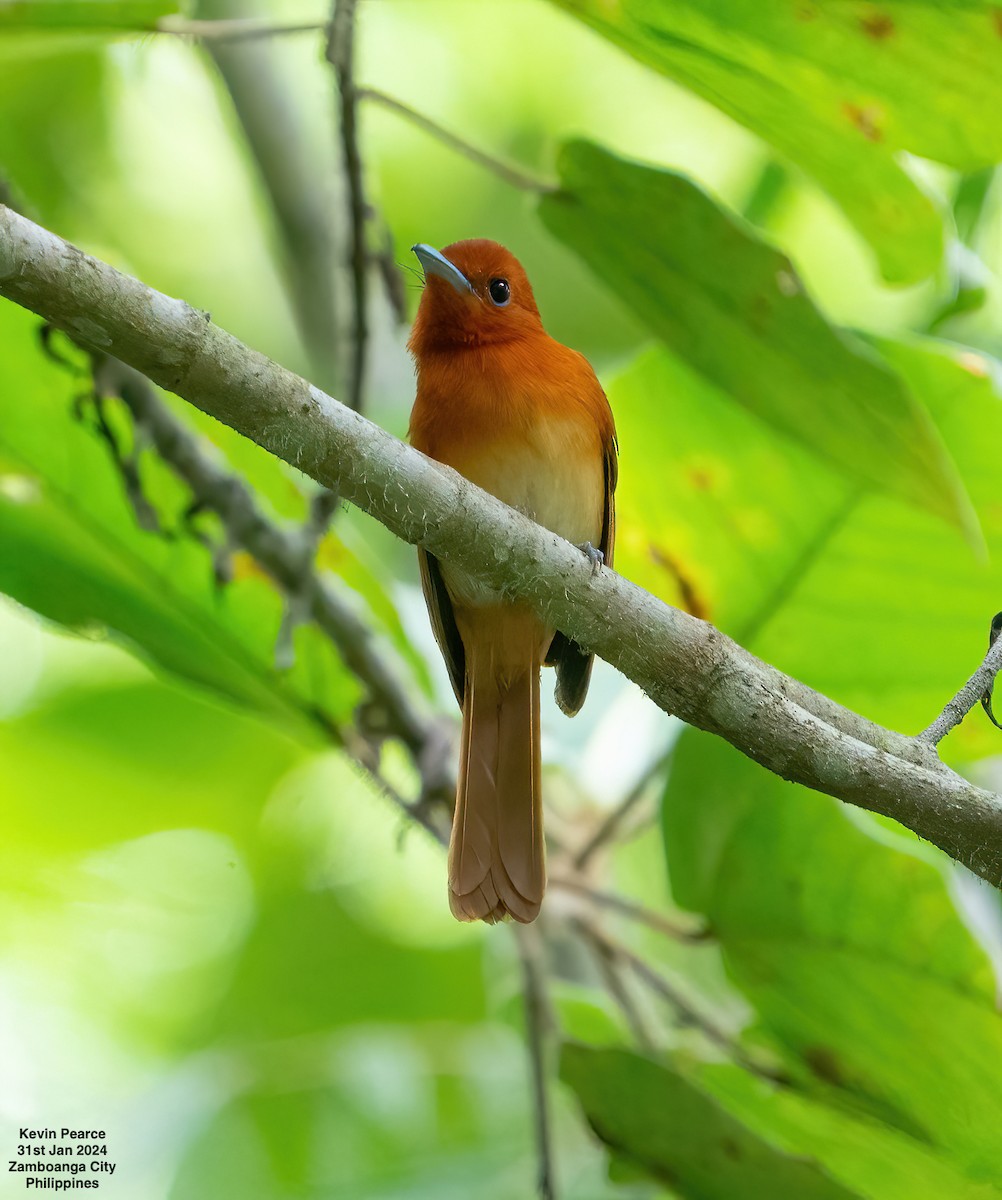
(419, 548), (466, 707)
(548, 436), (618, 716)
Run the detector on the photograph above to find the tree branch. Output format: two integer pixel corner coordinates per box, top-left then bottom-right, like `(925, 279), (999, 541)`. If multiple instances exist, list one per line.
(919, 622), (1002, 746)
(91, 356), (433, 757)
(357, 87), (553, 195)
(514, 926), (559, 1200)
(327, 0), (369, 413)
(4, 204), (1002, 887)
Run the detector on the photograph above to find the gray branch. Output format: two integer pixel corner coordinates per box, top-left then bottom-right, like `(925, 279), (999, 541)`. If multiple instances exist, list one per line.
(919, 630), (1002, 745)
(327, 0), (370, 412)
(3, 203), (1002, 887)
(94, 357), (432, 756)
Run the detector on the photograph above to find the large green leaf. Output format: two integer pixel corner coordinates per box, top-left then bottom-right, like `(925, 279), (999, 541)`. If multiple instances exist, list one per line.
(0, 40), (113, 234)
(610, 346), (851, 637)
(663, 733), (1002, 1178)
(749, 338), (1002, 743)
(563, 1045), (1002, 1199)
(0, 301), (360, 737)
(608, 337), (1002, 750)
(549, 1), (1002, 284)
(0, 679), (300, 861)
(539, 140), (974, 536)
(0, 0), (176, 30)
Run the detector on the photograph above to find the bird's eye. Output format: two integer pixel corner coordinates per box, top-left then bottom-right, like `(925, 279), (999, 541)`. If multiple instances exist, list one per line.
(488, 278), (511, 307)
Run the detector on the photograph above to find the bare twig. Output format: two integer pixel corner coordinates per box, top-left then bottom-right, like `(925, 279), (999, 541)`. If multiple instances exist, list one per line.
(583, 923), (783, 1083)
(572, 753), (668, 870)
(573, 919), (657, 1052)
(550, 877), (707, 942)
(5, 206), (1002, 888)
(358, 87), (554, 195)
(919, 624), (1002, 745)
(327, 0), (370, 412)
(274, 485), (341, 670)
(514, 926), (558, 1200)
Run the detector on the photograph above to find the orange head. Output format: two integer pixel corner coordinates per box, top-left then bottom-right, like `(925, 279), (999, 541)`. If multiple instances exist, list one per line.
(408, 239), (545, 355)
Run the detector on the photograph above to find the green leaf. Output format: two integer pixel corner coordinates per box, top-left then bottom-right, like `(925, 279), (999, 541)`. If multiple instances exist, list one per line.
(0, 680), (300, 860)
(0, 302), (360, 738)
(0, 0), (176, 30)
(540, 140), (974, 537)
(548, 2), (1002, 284)
(563, 1045), (1002, 1199)
(663, 731), (1002, 1177)
(749, 338), (1002, 745)
(608, 336), (1002, 749)
(610, 346), (852, 637)
(562, 1044), (853, 1198)
(0, 41), (113, 232)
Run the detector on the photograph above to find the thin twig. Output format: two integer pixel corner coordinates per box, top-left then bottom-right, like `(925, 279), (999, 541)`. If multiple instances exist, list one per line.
(514, 926), (558, 1200)
(358, 87), (554, 194)
(327, 0), (369, 412)
(587, 924), (785, 1083)
(157, 15), (326, 42)
(572, 753), (668, 870)
(918, 626), (1002, 745)
(275, 485), (341, 670)
(573, 919), (657, 1052)
(550, 876), (707, 942)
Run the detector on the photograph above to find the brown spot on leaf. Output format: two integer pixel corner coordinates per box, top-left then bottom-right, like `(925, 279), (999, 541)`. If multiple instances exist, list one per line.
(687, 466), (714, 492)
(649, 545), (710, 621)
(993, 8), (1002, 36)
(860, 10), (894, 38)
(721, 1137), (743, 1160)
(842, 102), (883, 142)
(803, 1044), (846, 1086)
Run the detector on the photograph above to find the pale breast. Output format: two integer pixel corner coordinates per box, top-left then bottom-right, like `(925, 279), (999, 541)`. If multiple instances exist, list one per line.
(443, 414), (605, 610)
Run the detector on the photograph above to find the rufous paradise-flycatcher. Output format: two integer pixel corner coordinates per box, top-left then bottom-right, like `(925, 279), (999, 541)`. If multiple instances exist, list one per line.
(408, 239), (617, 924)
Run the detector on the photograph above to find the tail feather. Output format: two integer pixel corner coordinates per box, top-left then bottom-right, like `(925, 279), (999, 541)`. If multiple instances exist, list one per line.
(449, 662), (545, 924)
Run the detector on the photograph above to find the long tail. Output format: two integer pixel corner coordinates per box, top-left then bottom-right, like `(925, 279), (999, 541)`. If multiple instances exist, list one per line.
(449, 651), (545, 924)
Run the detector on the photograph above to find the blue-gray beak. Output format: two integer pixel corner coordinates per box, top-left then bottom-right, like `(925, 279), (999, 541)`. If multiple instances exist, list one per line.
(412, 243), (473, 294)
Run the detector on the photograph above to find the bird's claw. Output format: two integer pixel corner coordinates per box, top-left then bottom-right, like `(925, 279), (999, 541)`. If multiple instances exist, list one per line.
(577, 541), (604, 575)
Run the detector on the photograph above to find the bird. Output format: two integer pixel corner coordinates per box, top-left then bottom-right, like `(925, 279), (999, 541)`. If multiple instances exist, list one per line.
(407, 239), (617, 924)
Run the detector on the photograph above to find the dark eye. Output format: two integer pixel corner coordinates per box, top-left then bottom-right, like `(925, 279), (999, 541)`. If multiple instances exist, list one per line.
(488, 278), (510, 307)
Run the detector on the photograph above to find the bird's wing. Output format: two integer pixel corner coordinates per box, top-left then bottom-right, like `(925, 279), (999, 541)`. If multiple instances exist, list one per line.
(548, 432), (618, 716)
(419, 547), (466, 707)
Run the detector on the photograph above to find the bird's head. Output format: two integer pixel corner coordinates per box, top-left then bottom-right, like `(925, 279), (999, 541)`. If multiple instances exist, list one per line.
(408, 239), (544, 354)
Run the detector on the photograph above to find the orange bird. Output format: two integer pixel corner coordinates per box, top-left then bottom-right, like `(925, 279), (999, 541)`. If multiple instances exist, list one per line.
(408, 239), (617, 924)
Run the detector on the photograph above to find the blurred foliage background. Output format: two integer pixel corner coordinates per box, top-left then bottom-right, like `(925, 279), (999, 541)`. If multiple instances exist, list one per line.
(3, 1), (1002, 1197)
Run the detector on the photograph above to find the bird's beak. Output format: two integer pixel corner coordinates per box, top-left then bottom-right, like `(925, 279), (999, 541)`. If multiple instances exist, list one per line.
(412, 243), (473, 295)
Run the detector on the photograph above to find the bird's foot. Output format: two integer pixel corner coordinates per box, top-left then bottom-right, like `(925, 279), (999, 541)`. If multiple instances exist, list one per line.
(577, 541), (605, 575)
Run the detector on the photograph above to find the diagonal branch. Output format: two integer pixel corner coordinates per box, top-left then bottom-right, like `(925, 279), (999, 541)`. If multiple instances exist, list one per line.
(919, 624), (1002, 746)
(3, 203), (1002, 888)
(92, 355), (433, 759)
